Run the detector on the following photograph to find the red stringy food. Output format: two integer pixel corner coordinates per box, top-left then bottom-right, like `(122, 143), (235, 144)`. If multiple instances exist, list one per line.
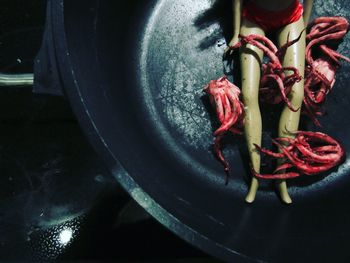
(204, 17), (347, 180)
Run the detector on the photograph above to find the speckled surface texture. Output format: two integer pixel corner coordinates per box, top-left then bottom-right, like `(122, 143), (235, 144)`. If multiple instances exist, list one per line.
(140, 0), (350, 197)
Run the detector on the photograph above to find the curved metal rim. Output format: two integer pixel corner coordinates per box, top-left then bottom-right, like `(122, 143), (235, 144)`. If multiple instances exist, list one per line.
(48, 0), (260, 262)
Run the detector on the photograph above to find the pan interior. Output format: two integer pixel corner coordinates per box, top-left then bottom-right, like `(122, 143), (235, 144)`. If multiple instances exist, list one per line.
(138, 0), (350, 199)
(63, 0), (350, 261)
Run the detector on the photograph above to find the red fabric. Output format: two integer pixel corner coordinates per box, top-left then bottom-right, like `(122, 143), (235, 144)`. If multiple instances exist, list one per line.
(242, 0), (304, 32)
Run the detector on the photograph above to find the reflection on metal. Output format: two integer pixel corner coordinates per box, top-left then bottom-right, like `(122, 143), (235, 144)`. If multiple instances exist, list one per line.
(28, 216), (82, 260)
(0, 73), (33, 87)
(58, 228), (73, 245)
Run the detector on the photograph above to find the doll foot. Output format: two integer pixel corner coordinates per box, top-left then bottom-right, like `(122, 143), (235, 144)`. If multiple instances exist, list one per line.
(277, 180), (292, 204)
(280, 191), (292, 204)
(245, 177), (259, 203)
(245, 193), (256, 203)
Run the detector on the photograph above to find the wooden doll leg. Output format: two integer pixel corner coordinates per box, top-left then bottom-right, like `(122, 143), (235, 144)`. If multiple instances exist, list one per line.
(276, 17), (306, 204)
(240, 19), (265, 203)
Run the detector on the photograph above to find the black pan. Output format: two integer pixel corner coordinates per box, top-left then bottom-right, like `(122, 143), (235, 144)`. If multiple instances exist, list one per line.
(45, 0), (350, 261)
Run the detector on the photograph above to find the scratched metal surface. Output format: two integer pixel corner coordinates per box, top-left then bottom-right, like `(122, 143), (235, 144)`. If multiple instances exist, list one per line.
(139, 0), (350, 198)
(55, 0), (350, 261)
(141, 0), (252, 201)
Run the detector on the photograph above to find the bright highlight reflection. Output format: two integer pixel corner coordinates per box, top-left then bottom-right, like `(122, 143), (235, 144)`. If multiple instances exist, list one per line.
(59, 228), (73, 245)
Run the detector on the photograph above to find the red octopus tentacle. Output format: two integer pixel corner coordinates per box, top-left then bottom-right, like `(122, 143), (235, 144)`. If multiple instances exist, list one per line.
(293, 143), (342, 164)
(302, 98), (322, 126)
(273, 136), (344, 175)
(204, 76), (245, 177)
(295, 131), (342, 145)
(235, 34), (278, 54)
(319, 45), (350, 64)
(306, 31), (348, 65)
(309, 16), (349, 28)
(313, 145), (341, 153)
(264, 74), (300, 112)
(222, 94), (232, 122)
(307, 23), (349, 41)
(277, 30), (305, 61)
(214, 94), (225, 123)
(254, 143), (286, 158)
(238, 35), (281, 66)
(274, 163), (295, 173)
(214, 134), (230, 184)
(251, 166), (300, 179)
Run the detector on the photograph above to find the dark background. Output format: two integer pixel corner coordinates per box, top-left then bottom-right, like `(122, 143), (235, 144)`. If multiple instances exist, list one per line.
(0, 1), (216, 261)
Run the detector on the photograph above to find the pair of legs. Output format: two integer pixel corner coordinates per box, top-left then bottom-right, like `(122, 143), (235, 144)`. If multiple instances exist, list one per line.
(240, 17), (306, 203)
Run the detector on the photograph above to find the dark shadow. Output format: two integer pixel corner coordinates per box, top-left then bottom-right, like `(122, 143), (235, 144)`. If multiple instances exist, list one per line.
(194, 0), (233, 50)
(59, 186), (208, 261)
